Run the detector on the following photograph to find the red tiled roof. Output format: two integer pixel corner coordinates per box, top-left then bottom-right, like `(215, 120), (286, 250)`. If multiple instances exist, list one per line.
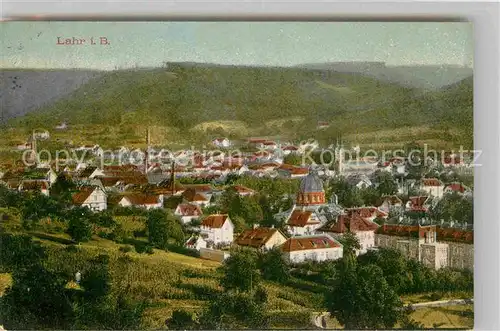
(445, 183), (468, 193)
(422, 178), (443, 187)
(19, 180), (49, 191)
(182, 184), (213, 192)
(319, 213), (379, 233)
(436, 227), (473, 243)
(281, 236), (340, 252)
(287, 210), (315, 227)
(408, 196), (429, 211)
(72, 187), (96, 205)
(346, 207), (387, 219)
(183, 190), (208, 202)
(176, 203), (202, 216)
(201, 214), (229, 228)
(121, 193), (160, 205)
(262, 141), (277, 146)
(235, 227), (284, 248)
(377, 224), (437, 239)
(233, 185), (255, 195)
(283, 146), (298, 151)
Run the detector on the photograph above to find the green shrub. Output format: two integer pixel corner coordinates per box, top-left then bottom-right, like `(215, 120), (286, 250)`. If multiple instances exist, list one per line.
(119, 245), (133, 253)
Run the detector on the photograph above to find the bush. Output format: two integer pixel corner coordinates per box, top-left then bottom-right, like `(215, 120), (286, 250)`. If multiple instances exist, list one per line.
(119, 245), (133, 253)
(429, 292), (443, 301)
(65, 245), (80, 253)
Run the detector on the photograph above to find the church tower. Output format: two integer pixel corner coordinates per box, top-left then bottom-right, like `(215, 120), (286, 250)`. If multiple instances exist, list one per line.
(296, 170), (326, 206)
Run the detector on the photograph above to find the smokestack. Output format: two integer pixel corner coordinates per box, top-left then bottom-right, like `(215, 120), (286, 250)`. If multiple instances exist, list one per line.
(171, 161), (175, 196)
(145, 127), (150, 173)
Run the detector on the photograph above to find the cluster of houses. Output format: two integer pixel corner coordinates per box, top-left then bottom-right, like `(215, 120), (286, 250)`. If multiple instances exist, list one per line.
(2, 134), (474, 269)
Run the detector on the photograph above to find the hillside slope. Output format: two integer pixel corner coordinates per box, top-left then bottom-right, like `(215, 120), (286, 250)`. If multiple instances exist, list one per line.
(5, 64), (473, 149)
(297, 62), (473, 90)
(10, 63), (419, 128)
(0, 69), (102, 123)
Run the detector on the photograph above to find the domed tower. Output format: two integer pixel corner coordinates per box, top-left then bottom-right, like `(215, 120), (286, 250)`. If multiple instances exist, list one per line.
(296, 170), (326, 206)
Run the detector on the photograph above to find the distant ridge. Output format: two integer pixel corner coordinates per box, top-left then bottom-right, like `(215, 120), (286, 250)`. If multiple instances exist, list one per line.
(296, 62), (473, 90)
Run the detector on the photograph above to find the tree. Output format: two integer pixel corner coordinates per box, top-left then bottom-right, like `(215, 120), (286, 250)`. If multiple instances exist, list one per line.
(328, 177), (363, 207)
(50, 172), (76, 203)
(357, 248), (410, 294)
(167, 309), (198, 330)
(337, 231), (360, 259)
(259, 247), (290, 283)
(430, 192), (473, 224)
(0, 263), (75, 330)
(0, 233), (45, 273)
(220, 248), (261, 292)
(20, 193), (64, 228)
(80, 254), (111, 301)
(146, 209), (184, 249)
(66, 207), (93, 243)
(326, 264), (403, 329)
(372, 170), (398, 196)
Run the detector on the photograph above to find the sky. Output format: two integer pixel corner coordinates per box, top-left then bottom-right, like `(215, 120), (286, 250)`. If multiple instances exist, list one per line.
(1, 21), (473, 70)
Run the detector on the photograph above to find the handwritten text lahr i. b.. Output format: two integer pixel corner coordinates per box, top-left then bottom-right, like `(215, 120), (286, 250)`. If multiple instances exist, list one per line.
(57, 37), (110, 45)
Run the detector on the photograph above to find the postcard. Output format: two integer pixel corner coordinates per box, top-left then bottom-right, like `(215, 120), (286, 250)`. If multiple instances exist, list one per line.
(0, 21), (473, 330)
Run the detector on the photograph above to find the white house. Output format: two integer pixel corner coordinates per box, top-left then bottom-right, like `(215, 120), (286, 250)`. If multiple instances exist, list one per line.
(285, 209), (323, 236)
(185, 235), (207, 251)
(199, 214), (234, 246)
(174, 203), (203, 224)
(235, 226), (288, 251)
(212, 138), (231, 148)
(281, 234), (343, 263)
(72, 186), (107, 211)
(421, 178), (445, 198)
(117, 193), (163, 210)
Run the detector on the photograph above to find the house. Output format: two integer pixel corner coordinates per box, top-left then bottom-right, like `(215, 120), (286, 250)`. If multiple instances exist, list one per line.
(406, 196), (431, 213)
(182, 188), (211, 207)
(174, 203), (203, 224)
(23, 167), (58, 186)
(346, 174), (372, 189)
(277, 164), (309, 178)
(281, 145), (299, 155)
(55, 122), (68, 130)
(317, 213), (379, 254)
(444, 182), (470, 195)
(281, 234), (343, 264)
(421, 178), (445, 198)
(199, 214), (234, 246)
(286, 209), (322, 236)
(232, 185), (256, 197)
(317, 121), (330, 130)
(18, 180), (50, 196)
(72, 186), (107, 211)
(185, 235), (207, 251)
(17, 142), (32, 150)
(235, 226), (288, 251)
(377, 195), (403, 214)
(345, 207), (388, 222)
(33, 131), (50, 140)
(76, 166), (105, 180)
(117, 193), (163, 210)
(212, 138), (231, 148)
(262, 141), (278, 150)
